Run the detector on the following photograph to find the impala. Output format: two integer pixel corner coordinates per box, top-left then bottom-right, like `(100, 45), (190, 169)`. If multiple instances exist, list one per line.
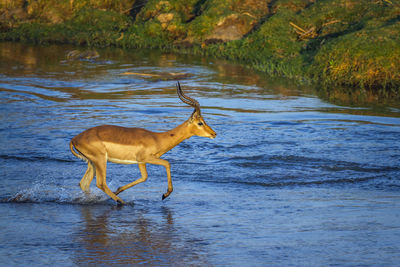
(70, 82), (216, 204)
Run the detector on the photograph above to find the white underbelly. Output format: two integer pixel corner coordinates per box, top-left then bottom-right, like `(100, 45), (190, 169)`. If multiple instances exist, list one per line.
(108, 157), (138, 164)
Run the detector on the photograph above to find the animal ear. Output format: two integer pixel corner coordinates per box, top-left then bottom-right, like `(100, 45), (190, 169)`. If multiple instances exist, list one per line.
(191, 109), (201, 119)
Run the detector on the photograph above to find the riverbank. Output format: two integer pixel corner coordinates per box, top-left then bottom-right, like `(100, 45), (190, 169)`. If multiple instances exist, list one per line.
(1, 0), (399, 102)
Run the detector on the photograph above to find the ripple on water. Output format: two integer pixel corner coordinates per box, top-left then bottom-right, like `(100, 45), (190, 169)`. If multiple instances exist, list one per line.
(1, 42), (400, 266)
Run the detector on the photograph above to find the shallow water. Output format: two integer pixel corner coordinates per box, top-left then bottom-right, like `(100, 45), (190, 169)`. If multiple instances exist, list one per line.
(1, 42), (400, 266)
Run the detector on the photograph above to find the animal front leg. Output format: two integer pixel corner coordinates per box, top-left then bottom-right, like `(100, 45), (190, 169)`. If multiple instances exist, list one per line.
(114, 163), (148, 195)
(147, 158), (173, 200)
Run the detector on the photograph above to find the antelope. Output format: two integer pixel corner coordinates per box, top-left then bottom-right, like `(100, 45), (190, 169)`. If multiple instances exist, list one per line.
(69, 82), (216, 204)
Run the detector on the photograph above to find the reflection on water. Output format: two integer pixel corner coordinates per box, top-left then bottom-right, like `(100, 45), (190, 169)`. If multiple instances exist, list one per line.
(75, 205), (209, 266)
(1, 42), (400, 266)
(0, 41), (313, 100)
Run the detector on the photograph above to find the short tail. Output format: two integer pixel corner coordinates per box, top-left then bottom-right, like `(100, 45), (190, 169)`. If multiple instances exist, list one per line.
(69, 140), (88, 162)
(70, 140), (95, 192)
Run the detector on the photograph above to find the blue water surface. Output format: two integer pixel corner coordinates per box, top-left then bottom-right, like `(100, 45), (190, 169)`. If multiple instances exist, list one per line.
(1, 42), (400, 266)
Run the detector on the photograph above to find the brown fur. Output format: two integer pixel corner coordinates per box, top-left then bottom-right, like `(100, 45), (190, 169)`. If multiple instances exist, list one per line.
(70, 111), (216, 204)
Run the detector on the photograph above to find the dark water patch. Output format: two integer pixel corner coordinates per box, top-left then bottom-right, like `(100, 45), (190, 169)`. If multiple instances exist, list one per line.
(0, 154), (74, 163)
(0, 87), (68, 102)
(205, 175), (381, 189)
(0, 194), (131, 206)
(229, 154), (399, 173)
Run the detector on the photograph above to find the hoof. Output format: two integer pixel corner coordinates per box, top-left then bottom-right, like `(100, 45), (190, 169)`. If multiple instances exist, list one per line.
(116, 199), (125, 205)
(162, 194), (167, 200)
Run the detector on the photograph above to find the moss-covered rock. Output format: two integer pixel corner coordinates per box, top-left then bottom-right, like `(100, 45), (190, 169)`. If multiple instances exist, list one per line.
(0, 0), (136, 28)
(186, 0), (270, 44)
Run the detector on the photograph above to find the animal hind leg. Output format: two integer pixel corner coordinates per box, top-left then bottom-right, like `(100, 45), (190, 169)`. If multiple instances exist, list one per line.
(79, 161), (95, 192)
(92, 157), (126, 204)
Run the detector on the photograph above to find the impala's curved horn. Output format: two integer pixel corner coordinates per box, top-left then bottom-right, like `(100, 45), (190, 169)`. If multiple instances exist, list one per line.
(176, 81), (201, 116)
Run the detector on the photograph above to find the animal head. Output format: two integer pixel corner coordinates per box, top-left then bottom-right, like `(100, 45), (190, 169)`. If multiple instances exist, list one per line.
(177, 81), (216, 139)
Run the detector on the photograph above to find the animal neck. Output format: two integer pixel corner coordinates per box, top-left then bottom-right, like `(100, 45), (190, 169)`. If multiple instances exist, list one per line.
(156, 120), (193, 156)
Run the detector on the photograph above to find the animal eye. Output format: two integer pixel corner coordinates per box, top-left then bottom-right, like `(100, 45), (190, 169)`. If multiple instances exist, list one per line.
(198, 122), (204, 126)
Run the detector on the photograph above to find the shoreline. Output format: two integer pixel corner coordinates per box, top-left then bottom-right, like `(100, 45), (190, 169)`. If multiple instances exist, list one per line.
(1, 0), (399, 103)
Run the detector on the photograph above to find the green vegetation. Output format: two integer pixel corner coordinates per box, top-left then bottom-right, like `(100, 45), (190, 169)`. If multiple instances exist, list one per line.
(1, 0), (399, 101)
(1, 7), (131, 46)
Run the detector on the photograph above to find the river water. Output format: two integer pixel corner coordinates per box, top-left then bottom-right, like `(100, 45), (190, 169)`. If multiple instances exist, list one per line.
(0, 42), (399, 266)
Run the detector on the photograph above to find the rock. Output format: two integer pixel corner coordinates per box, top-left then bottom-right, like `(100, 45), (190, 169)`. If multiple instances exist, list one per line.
(46, 9), (64, 24)
(205, 14), (256, 42)
(201, 0), (270, 43)
(0, 4), (28, 30)
(157, 13), (174, 28)
(157, 13), (174, 24)
(66, 50), (99, 60)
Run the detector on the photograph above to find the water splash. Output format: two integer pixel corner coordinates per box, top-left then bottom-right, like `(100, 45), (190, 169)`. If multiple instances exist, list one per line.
(3, 181), (127, 205)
